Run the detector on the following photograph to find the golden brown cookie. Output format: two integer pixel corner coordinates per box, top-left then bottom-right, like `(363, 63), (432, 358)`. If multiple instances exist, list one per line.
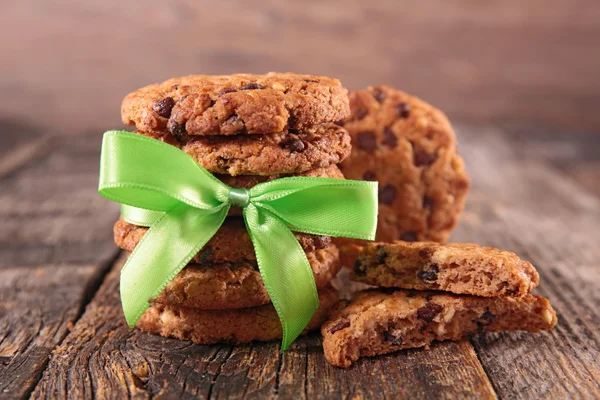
(215, 164), (345, 189)
(136, 124), (351, 176)
(153, 246), (340, 309)
(122, 73), (350, 136)
(337, 86), (469, 250)
(322, 289), (557, 367)
(114, 217), (331, 264)
(353, 241), (539, 298)
(138, 285), (339, 344)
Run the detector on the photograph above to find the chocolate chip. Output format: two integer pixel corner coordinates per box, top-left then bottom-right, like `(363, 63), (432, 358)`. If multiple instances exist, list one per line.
(198, 247), (214, 264)
(476, 310), (496, 331)
(219, 88), (237, 95)
(423, 196), (434, 210)
(376, 246), (387, 264)
(356, 131), (377, 152)
(383, 331), (403, 346)
(356, 108), (369, 120)
(334, 119), (345, 126)
(417, 303), (443, 322)
(479, 310), (495, 324)
(168, 120), (187, 139)
(418, 248), (433, 259)
(240, 83), (263, 90)
(281, 137), (305, 153)
(313, 236), (330, 250)
(382, 127), (398, 148)
(153, 97), (175, 118)
(414, 150), (437, 167)
(379, 185), (397, 205)
(287, 116), (298, 129)
(354, 259), (367, 276)
(362, 171), (377, 181)
(372, 87), (387, 103)
(417, 264), (439, 282)
(400, 231), (418, 242)
(329, 319), (350, 334)
(395, 102), (411, 118)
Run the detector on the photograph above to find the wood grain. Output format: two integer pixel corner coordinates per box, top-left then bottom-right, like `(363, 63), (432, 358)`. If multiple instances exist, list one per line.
(0, 265), (100, 399)
(0, 127), (121, 399)
(31, 255), (497, 399)
(2, 0), (600, 133)
(0, 131), (120, 267)
(451, 126), (600, 399)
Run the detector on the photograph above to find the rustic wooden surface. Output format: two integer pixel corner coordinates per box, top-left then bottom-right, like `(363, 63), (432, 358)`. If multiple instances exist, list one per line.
(0, 118), (598, 399)
(2, 0), (600, 133)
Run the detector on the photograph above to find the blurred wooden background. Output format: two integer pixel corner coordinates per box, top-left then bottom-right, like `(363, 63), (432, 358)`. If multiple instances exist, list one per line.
(2, 0), (600, 135)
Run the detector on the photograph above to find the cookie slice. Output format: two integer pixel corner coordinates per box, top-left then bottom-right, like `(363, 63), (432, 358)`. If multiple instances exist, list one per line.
(337, 86), (469, 244)
(353, 241), (539, 298)
(114, 217), (331, 264)
(136, 123), (351, 176)
(322, 289), (557, 367)
(153, 246), (340, 309)
(138, 285), (339, 344)
(122, 73), (350, 136)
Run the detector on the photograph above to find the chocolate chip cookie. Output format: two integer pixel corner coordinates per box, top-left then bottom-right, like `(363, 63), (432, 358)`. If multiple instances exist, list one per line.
(337, 86), (469, 247)
(322, 289), (557, 367)
(353, 241), (539, 298)
(138, 285), (339, 344)
(122, 73), (350, 136)
(152, 246), (340, 309)
(136, 124), (351, 176)
(114, 217), (331, 264)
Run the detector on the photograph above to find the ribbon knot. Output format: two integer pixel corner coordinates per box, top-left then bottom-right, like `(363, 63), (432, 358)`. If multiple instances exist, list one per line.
(98, 130), (378, 350)
(228, 187), (250, 207)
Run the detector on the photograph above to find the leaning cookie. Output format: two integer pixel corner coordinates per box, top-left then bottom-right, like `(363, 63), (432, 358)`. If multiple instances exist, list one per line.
(153, 246), (340, 309)
(138, 285), (339, 344)
(338, 86), (469, 244)
(114, 217), (331, 264)
(322, 289), (557, 368)
(122, 73), (350, 136)
(353, 241), (539, 298)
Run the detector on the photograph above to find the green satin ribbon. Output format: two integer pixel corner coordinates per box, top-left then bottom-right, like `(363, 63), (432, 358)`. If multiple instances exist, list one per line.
(98, 130), (378, 350)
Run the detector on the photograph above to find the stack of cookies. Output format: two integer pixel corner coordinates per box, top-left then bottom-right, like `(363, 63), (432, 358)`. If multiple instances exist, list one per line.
(322, 241), (557, 367)
(114, 73), (354, 344)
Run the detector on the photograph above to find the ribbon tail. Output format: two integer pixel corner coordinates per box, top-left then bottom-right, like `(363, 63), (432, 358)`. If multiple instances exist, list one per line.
(120, 203), (229, 327)
(243, 204), (319, 351)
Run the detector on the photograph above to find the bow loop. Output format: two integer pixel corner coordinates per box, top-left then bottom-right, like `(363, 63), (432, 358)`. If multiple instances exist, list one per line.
(250, 177), (378, 239)
(99, 131), (229, 212)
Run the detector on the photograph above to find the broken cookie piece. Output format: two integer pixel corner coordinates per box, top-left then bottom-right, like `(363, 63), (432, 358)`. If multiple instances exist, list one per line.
(322, 289), (557, 368)
(352, 241), (539, 298)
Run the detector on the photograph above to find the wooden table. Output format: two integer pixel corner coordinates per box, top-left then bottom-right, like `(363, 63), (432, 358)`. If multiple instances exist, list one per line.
(0, 121), (599, 399)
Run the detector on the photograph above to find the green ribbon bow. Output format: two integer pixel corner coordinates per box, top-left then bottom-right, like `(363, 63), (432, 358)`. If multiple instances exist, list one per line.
(98, 130), (378, 350)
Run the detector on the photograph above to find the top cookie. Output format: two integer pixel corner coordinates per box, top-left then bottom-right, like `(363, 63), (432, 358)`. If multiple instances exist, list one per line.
(121, 73), (350, 136)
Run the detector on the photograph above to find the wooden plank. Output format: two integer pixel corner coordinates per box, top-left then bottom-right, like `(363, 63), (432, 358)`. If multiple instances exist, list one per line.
(0, 265), (102, 399)
(0, 130), (121, 398)
(31, 255), (497, 399)
(451, 126), (600, 399)
(0, 132), (120, 267)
